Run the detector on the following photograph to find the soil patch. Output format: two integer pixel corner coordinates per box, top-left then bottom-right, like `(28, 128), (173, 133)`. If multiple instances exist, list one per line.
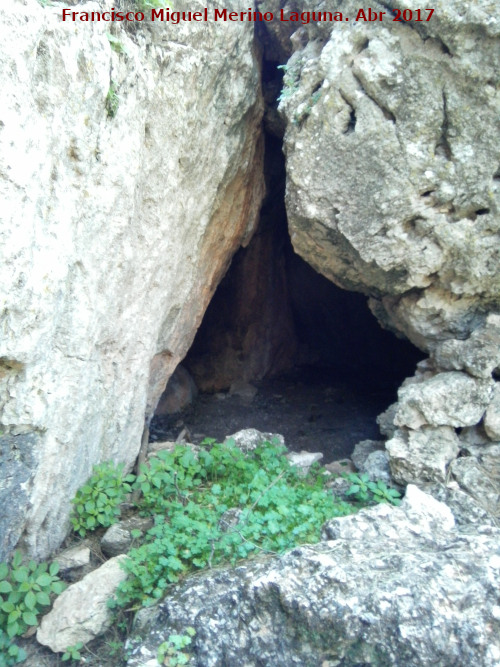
(150, 366), (396, 462)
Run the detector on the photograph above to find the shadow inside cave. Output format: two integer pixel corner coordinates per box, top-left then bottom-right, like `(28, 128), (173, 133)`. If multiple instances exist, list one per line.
(150, 132), (424, 462)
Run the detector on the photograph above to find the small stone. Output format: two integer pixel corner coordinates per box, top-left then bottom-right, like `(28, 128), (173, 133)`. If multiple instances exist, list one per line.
(324, 459), (355, 476)
(484, 383), (500, 441)
(37, 555), (129, 652)
(225, 429), (285, 453)
(287, 451), (323, 475)
(351, 440), (385, 471)
(386, 426), (460, 485)
(101, 516), (153, 557)
(54, 544), (91, 575)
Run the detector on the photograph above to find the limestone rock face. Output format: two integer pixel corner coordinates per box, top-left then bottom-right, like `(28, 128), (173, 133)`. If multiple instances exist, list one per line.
(278, 0), (500, 501)
(0, 0), (263, 558)
(126, 486), (500, 666)
(281, 0), (500, 350)
(394, 372), (494, 429)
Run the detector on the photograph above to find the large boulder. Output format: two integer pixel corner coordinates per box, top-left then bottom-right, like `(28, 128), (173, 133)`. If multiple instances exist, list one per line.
(0, 0), (264, 558)
(280, 0), (500, 349)
(126, 485), (500, 666)
(277, 0), (500, 499)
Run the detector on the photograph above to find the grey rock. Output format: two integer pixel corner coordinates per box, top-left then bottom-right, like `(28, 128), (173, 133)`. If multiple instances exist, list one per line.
(0, 0), (263, 559)
(459, 424), (491, 447)
(101, 516), (153, 558)
(394, 372), (494, 429)
(450, 456), (500, 515)
(424, 483), (498, 528)
(54, 543), (91, 575)
(0, 431), (40, 561)
(376, 403), (398, 439)
(37, 555), (129, 652)
(484, 383), (500, 441)
(361, 450), (392, 485)
(433, 315), (500, 379)
(224, 429), (285, 453)
(323, 458), (355, 476)
(127, 486), (500, 667)
(229, 380), (258, 402)
(386, 426), (460, 485)
(351, 439), (385, 471)
(286, 450), (323, 475)
(281, 0), (500, 352)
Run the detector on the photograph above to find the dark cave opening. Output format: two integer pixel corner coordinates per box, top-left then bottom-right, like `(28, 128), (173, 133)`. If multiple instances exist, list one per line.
(150, 124), (424, 461)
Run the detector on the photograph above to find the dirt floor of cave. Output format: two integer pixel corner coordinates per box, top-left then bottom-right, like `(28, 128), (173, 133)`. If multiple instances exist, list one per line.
(150, 366), (396, 463)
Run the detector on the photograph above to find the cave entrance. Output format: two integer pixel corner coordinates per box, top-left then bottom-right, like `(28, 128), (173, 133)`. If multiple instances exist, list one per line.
(150, 126), (423, 462)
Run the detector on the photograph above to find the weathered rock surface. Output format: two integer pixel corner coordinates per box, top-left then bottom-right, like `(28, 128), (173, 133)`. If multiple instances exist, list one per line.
(53, 543), (91, 578)
(484, 382), (500, 441)
(277, 0), (500, 501)
(394, 371), (493, 429)
(126, 485), (500, 666)
(37, 555), (128, 652)
(224, 428), (285, 452)
(0, 0), (263, 558)
(286, 449), (323, 475)
(281, 0), (500, 349)
(100, 516), (153, 558)
(386, 426), (460, 484)
(154, 365), (198, 417)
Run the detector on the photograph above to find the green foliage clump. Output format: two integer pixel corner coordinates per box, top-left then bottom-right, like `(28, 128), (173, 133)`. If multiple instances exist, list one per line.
(105, 83), (120, 119)
(277, 58), (304, 103)
(112, 440), (354, 609)
(134, 0), (171, 9)
(62, 642), (83, 662)
(0, 628), (25, 667)
(157, 627), (195, 666)
(345, 473), (401, 505)
(70, 462), (135, 537)
(0, 551), (65, 652)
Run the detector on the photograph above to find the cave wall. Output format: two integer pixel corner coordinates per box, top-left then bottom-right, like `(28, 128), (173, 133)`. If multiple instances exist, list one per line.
(0, 0), (264, 559)
(185, 135), (298, 392)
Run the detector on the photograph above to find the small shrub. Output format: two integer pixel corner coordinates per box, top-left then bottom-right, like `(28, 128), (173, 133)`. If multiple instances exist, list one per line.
(0, 628), (26, 666)
(112, 440), (354, 609)
(0, 553), (65, 639)
(106, 33), (126, 55)
(105, 83), (120, 119)
(345, 473), (401, 506)
(61, 642), (83, 662)
(157, 627), (195, 666)
(70, 462), (135, 537)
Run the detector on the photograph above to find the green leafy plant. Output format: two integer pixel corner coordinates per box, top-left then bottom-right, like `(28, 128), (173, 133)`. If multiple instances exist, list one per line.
(111, 440), (354, 609)
(105, 83), (120, 119)
(0, 553), (65, 639)
(277, 57), (304, 103)
(62, 642), (83, 662)
(0, 628), (26, 666)
(70, 462), (135, 537)
(106, 33), (127, 55)
(134, 0), (171, 10)
(368, 479), (401, 506)
(345, 473), (401, 506)
(157, 627), (195, 666)
(345, 472), (372, 502)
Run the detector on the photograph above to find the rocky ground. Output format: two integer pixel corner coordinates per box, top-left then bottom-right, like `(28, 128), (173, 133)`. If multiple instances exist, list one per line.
(150, 366), (397, 463)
